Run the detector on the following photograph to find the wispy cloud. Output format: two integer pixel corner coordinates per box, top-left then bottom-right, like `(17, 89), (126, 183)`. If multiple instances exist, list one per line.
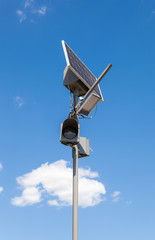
(111, 191), (121, 202)
(0, 163), (4, 193)
(16, 10), (26, 23)
(0, 187), (4, 193)
(111, 191), (121, 198)
(16, 0), (48, 23)
(0, 162), (3, 171)
(25, 0), (34, 8)
(14, 96), (24, 108)
(111, 191), (132, 205)
(11, 160), (106, 207)
(32, 6), (47, 16)
(152, 10), (155, 14)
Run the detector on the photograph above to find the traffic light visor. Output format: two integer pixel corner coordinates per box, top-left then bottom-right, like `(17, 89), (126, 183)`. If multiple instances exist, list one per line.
(62, 118), (78, 140)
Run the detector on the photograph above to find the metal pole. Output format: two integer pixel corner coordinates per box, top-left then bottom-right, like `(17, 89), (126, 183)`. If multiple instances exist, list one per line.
(72, 89), (79, 240)
(72, 145), (78, 240)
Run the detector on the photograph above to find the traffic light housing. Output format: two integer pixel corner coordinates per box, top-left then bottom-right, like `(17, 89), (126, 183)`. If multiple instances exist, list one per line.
(60, 117), (80, 146)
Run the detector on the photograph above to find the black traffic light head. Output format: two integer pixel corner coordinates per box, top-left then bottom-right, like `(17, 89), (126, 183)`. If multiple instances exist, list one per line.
(60, 117), (80, 147)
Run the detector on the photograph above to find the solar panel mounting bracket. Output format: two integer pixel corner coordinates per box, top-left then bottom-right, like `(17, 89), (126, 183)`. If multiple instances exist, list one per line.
(76, 64), (112, 115)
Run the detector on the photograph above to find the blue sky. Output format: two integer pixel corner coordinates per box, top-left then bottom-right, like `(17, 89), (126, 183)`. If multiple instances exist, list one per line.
(0, 0), (155, 239)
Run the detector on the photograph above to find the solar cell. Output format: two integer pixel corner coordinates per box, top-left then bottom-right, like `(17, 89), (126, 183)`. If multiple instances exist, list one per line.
(62, 40), (103, 100)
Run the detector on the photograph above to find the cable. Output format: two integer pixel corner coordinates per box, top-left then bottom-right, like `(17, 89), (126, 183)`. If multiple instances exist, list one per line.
(79, 105), (98, 120)
(69, 88), (73, 113)
(68, 89), (97, 119)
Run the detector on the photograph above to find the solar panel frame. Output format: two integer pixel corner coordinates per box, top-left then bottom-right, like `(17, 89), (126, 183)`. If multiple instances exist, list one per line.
(62, 40), (103, 101)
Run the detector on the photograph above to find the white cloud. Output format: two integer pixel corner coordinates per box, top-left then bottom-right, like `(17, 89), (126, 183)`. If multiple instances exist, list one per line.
(12, 187), (41, 206)
(0, 163), (4, 193)
(48, 199), (59, 206)
(111, 191), (121, 198)
(152, 10), (155, 14)
(11, 160), (106, 207)
(16, 1), (48, 22)
(79, 168), (99, 178)
(14, 96), (24, 108)
(111, 191), (121, 202)
(16, 10), (26, 23)
(0, 163), (2, 171)
(32, 6), (47, 16)
(25, 0), (34, 8)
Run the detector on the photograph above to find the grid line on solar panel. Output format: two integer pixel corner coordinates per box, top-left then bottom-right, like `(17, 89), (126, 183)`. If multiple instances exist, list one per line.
(64, 42), (102, 98)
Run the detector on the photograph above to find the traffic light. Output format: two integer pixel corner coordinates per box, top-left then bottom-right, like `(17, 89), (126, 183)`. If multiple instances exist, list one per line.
(60, 117), (80, 146)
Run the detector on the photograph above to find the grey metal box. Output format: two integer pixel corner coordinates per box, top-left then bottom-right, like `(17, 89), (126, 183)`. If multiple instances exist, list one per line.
(78, 137), (90, 158)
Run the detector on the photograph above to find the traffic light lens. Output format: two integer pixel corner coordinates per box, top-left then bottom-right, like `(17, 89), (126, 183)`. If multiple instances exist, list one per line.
(63, 126), (77, 139)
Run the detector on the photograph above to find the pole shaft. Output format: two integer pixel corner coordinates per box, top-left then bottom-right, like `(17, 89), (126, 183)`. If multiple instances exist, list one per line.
(72, 145), (78, 240)
(72, 88), (79, 240)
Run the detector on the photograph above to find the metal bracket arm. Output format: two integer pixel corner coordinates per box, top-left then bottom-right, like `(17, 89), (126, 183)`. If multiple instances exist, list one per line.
(75, 64), (112, 114)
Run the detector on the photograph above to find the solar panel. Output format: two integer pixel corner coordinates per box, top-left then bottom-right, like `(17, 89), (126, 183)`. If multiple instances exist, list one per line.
(62, 40), (103, 101)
